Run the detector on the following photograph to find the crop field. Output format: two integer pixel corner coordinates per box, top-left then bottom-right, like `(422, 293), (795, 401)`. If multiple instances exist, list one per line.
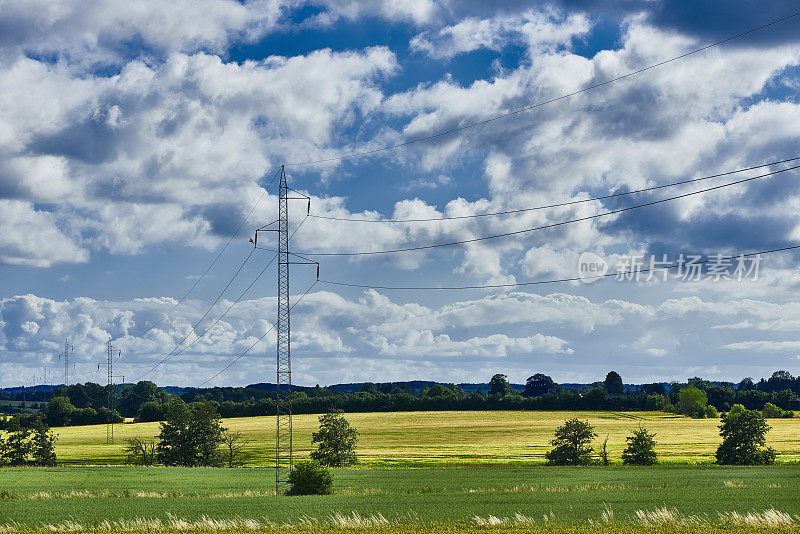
(0, 466), (799, 531)
(46, 410), (800, 466)
(2, 410), (799, 532)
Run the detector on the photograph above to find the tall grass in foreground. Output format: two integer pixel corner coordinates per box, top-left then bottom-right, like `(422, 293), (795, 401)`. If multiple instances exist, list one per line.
(1, 509), (799, 533)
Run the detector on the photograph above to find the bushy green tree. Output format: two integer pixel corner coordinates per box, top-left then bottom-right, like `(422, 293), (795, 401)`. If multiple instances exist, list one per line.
(310, 410), (358, 467)
(762, 402), (783, 418)
(190, 402), (225, 466)
(286, 460), (334, 495)
(30, 421), (58, 466)
(488, 374), (512, 397)
(604, 371), (624, 395)
(524, 373), (559, 397)
(716, 404), (775, 465)
(545, 418), (596, 465)
(156, 400), (225, 466)
(621, 426), (657, 465)
(3, 420), (32, 466)
(678, 387), (708, 418)
(46, 397), (75, 427)
(135, 401), (166, 423)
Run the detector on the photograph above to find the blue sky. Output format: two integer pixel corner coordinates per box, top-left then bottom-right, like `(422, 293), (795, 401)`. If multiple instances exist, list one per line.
(2, 0), (800, 388)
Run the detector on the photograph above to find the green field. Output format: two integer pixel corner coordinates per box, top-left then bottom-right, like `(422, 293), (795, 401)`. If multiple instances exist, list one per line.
(2, 410), (799, 532)
(46, 410), (800, 466)
(0, 466), (799, 531)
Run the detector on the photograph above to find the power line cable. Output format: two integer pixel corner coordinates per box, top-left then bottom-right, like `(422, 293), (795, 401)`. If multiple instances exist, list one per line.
(132, 247), (257, 381)
(121, 207), (308, 381)
(308, 156), (800, 223)
(119, 168), (281, 345)
(287, 164), (800, 256)
(319, 244), (800, 290)
(146, 253), (280, 366)
(197, 279), (319, 387)
(284, 11), (800, 167)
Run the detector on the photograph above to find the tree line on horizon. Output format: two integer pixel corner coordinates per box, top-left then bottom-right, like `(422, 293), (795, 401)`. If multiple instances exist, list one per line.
(0, 370), (797, 429)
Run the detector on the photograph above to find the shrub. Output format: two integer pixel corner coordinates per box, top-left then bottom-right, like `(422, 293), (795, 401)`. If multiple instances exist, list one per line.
(621, 426), (657, 465)
(761, 403), (782, 418)
(716, 404), (775, 465)
(286, 461), (334, 496)
(705, 405), (719, 418)
(545, 418), (596, 465)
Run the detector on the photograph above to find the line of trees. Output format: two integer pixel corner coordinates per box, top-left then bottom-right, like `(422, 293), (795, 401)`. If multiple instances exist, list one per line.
(545, 404), (776, 466)
(7, 369), (796, 428)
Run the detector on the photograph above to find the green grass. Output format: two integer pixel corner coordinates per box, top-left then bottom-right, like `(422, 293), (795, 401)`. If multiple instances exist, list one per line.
(1, 410), (798, 532)
(0, 466), (798, 528)
(40, 410), (800, 466)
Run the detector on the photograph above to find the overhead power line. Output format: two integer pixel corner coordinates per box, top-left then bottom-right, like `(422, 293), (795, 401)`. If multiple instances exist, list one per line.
(291, 164), (800, 256)
(197, 279), (319, 387)
(142, 253), (280, 369)
(319, 244), (800, 290)
(309, 156), (800, 223)
(121, 168), (281, 344)
(284, 11), (800, 167)
(132, 247), (257, 381)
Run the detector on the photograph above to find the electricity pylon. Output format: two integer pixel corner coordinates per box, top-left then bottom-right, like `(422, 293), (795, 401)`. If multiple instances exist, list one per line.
(102, 339), (121, 444)
(62, 339), (74, 385)
(254, 165), (316, 494)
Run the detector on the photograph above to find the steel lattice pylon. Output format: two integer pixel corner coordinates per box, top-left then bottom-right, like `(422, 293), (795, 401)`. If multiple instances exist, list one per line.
(276, 166), (292, 492)
(106, 339), (114, 444)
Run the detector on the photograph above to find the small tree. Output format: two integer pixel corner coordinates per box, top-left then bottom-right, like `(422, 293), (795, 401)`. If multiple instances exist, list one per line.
(3, 421), (32, 466)
(30, 421), (57, 466)
(599, 436), (610, 466)
(604, 371), (624, 395)
(124, 437), (156, 466)
(545, 418), (596, 465)
(678, 387), (708, 418)
(157, 399), (193, 466)
(621, 426), (657, 465)
(0, 434), (7, 467)
(310, 410), (358, 467)
(488, 374), (512, 397)
(716, 404), (776, 465)
(220, 430), (247, 468)
(190, 402), (225, 467)
(286, 460), (334, 496)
